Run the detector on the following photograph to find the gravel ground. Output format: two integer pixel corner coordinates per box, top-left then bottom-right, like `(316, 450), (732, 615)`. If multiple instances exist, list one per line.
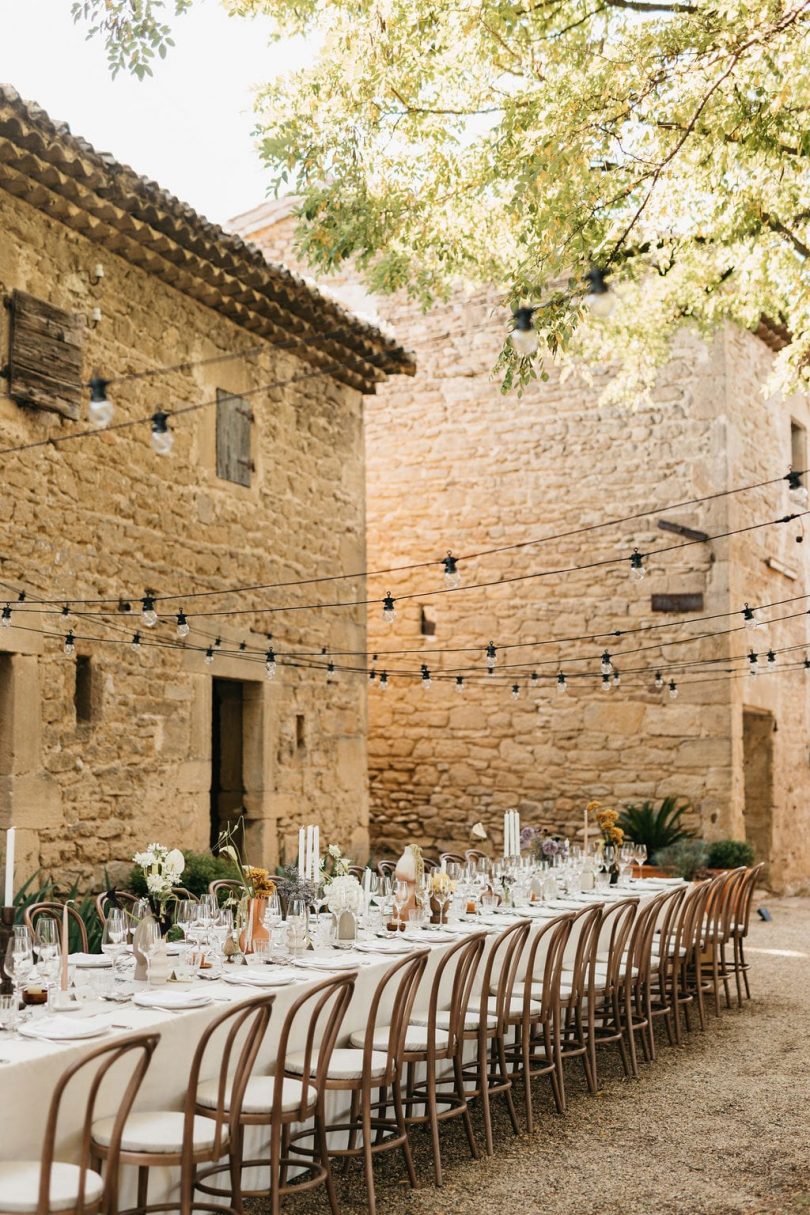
(250, 896), (810, 1215)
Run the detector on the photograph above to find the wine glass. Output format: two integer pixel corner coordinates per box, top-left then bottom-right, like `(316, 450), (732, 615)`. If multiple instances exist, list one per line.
(35, 924), (62, 1007)
(392, 881), (410, 930)
(4, 926), (33, 1030)
(140, 920), (162, 988)
(102, 909), (128, 972)
(262, 892), (283, 934)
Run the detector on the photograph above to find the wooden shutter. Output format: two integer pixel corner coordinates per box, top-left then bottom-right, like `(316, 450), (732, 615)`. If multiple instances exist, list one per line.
(216, 389), (253, 486)
(8, 290), (85, 419)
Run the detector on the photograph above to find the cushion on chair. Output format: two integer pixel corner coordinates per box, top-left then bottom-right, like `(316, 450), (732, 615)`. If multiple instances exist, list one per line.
(349, 1025), (450, 1053)
(509, 980), (575, 1002)
(0, 1161), (104, 1213)
(91, 1111), (218, 1154)
(196, 1075), (305, 1116)
(410, 1008), (498, 1032)
(286, 1047), (389, 1081)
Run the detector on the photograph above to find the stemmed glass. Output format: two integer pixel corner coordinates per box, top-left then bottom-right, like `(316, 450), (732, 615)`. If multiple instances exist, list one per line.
(36, 922), (62, 1009)
(140, 920), (162, 988)
(635, 844), (648, 873)
(262, 892), (283, 935)
(101, 909), (128, 975)
(4, 926), (33, 1031)
(392, 881), (410, 932)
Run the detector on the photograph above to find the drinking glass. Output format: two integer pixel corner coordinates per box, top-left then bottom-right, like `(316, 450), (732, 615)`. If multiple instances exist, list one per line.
(262, 893), (283, 933)
(315, 914), (336, 950)
(595, 871), (611, 891)
(140, 920), (162, 988)
(4, 926), (33, 1028)
(636, 844), (648, 872)
(392, 881), (409, 930)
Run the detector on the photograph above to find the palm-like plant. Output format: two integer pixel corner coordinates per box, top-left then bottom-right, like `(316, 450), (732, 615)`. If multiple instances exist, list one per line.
(618, 797), (695, 862)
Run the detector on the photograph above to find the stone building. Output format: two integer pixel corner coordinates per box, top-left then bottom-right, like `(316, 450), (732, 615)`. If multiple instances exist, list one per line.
(234, 200), (810, 892)
(0, 87), (413, 889)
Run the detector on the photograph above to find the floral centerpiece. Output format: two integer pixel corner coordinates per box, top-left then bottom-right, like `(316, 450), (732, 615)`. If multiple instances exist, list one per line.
(132, 843), (185, 927)
(216, 825), (278, 953)
(520, 827), (568, 863)
(588, 801), (624, 882)
(326, 874), (364, 945)
(428, 869), (455, 923)
(319, 843), (351, 887)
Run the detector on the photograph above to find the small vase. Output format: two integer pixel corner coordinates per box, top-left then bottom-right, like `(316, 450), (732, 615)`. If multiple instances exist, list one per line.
(335, 909), (358, 948)
(240, 897), (271, 954)
(429, 896), (447, 925)
(132, 912), (157, 982)
(609, 865), (620, 886)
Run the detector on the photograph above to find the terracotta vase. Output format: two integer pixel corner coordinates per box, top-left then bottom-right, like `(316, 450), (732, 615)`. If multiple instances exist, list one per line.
(240, 897), (270, 954)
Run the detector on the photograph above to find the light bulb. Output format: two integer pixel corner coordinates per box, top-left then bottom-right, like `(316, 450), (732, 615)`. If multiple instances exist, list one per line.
(204, 647), (214, 666)
(530, 671), (539, 688)
(131, 632), (142, 653)
(612, 670), (621, 688)
(748, 652), (758, 677)
(421, 664), (432, 690)
(629, 550), (645, 581)
(742, 603), (760, 631)
(486, 641), (497, 670)
(380, 671), (389, 691)
(600, 650), (612, 676)
(327, 661), (336, 679)
(382, 593), (396, 623)
(601, 673), (611, 692)
(584, 267), (615, 318)
(151, 411), (174, 456)
(64, 631), (75, 656)
(0, 605), (10, 628)
(176, 611), (189, 639)
(557, 672), (567, 695)
(88, 377), (113, 428)
(265, 648), (277, 680)
(442, 552), (460, 589)
(654, 671), (663, 690)
(61, 605), (71, 622)
(455, 676), (465, 693)
(510, 307), (538, 357)
(511, 683), (520, 701)
(767, 649), (777, 666)
(141, 596), (158, 628)
(804, 658), (810, 674)
(668, 680), (678, 700)
(786, 470), (808, 508)
(369, 668), (377, 683)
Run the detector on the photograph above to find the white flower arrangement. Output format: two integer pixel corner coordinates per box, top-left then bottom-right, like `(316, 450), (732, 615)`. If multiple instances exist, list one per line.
(132, 843), (185, 905)
(320, 842), (352, 886)
(325, 874), (364, 915)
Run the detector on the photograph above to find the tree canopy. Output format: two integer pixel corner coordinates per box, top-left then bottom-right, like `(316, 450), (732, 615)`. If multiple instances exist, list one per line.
(74, 0), (810, 398)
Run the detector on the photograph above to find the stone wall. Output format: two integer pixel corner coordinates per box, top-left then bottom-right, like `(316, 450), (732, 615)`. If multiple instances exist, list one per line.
(235, 205), (810, 893)
(0, 186), (374, 889)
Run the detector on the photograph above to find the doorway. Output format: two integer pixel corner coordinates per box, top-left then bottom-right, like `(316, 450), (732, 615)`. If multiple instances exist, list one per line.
(742, 709), (774, 877)
(210, 678), (246, 850)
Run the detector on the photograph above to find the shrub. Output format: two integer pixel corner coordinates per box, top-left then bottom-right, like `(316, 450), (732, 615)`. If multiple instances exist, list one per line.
(706, 839), (755, 869)
(655, 839), (710, 881)
(128, 849), (234, 899)
(618, 797), (694, 861)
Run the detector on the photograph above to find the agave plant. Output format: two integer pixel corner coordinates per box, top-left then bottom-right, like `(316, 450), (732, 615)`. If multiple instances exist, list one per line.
(618, 797), (695, 862)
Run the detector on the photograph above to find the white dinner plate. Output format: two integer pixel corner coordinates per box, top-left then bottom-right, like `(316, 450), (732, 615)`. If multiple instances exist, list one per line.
(222, 968), (298, 987)
(133, 991), (212, 1011)
(19, 1017), (110, 1042)
(70, 953), (113, 968)
(354, 940), (415, 954)
(295, 955), (360, 971)
(402, 930), (450, 943)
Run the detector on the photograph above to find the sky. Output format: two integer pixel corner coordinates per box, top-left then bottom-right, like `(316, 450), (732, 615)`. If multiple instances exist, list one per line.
(0, 0), (310, 227)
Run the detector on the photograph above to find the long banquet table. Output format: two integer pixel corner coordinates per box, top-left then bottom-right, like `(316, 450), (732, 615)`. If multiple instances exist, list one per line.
(0, 881), (675, 1205)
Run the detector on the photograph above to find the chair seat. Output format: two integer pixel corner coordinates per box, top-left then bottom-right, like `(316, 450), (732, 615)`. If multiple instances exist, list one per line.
(509, 980), (576, 1002)
(410, 1008), (497, 1032)
(92, 1111), (218, 1155)
(0, 1162), (104, 1213)
(651, 943), (687, 958)
(197, 1075), (305, 1116)
(286, 1047), (389, 1081)
(349, 1025), (450, 1053)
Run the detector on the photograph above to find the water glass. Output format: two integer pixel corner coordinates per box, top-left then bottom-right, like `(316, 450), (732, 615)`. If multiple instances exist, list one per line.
(315, 914), (336, 950)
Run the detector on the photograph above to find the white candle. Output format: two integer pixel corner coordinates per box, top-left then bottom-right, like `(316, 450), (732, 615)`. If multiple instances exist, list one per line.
(362, 867), (371, 894)
(297, 826), (305, 874)
(515, 810), (521, 856)
(305, 825), (313, 880)
(312, 825), (320, 880)
(583, 807), (589, 855)
(503, 811), (509, 859)
(60, 902), (69, 991)
(4, 828), (14, 907)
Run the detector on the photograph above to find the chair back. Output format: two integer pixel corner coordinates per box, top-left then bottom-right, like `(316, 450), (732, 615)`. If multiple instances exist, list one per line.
(38, 1031), (158, 1215)
(650, 885), (688, 976)
(477, 919), (531, 1034)
(376, 860), (397, 879)
(735, 863), (764, 938)
(25, 902), (88, 953)
(95, 890), (140, 930)
(418, 932), (486, 1059)
(563, 903), (605, 1003)
(347, 866), (367, 881)
(704, 868), (743, 948)
(595, 897), (639, 993)
(678, 877), (714, 963)
(465, 849), (488, 863)
(624, 891), (669, 985)
(439, 852), (466, 867)
(277, 972), (357, 1120)
(421, 857), (439, 872)
(519, 913), (575, 1020)
(356, 950), (430, 1086)
(208, 879), (244, 905)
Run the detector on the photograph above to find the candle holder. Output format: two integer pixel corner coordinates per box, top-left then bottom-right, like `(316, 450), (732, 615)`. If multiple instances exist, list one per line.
(0, 905), (15, 994)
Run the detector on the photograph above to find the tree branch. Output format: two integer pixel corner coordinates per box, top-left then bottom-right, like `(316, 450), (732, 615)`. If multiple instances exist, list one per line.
(605, 0), (698, 12)
(764, 214), (810, 260)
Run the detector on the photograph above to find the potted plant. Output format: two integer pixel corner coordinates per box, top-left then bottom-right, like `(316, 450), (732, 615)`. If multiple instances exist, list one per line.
(618, 797), (694, 873)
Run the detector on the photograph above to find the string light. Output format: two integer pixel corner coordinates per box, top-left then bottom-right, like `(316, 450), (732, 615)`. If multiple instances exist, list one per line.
(442, 552), (460, 589)
(612, 669), (621, 688)
(786, 469), (808, 508)
(668, 679), (678, 700)
(455, 675), (465, 693)
(509, 307), (538, 357)
(141, 596), (158, 628)
(60, 605), (71, 622)
(557, 672), (568, 695)
(0, 605), (10, 627)
(486, 641), (497, 670)
(601, 673), (611, 691)
(88, 377), (113, 428)
(379, 670), (389, 691)
(131, 631), (142, 652)
(265, 647), (277, 680)
(421, 663), (432, 690)
(327, 660), (336, 678)
(382, 593), (396, 623)
(748, 651), (758, 677)
(629, 549), (645, 581)
(742, 603), (760, 631)
(369, 666), (376, 683)
(204, 646), (214, 665)
(654, 671), (664, 690)
(600, 650), (612, 675)
(511, 683), (520, 700)
(150, 411), (173, 456)
(767, 649), (777, 666)
(64, 631), (75, 656)
(175, 611), (189, 639)
(530, 671), (539, 688)
(805, 658), (810, 674)
(584, 267), (615, 318)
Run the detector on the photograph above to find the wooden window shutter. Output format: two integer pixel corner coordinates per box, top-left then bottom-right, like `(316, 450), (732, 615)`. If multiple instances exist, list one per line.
(216, 388), (253, 486)
(8, 290), (85, 420)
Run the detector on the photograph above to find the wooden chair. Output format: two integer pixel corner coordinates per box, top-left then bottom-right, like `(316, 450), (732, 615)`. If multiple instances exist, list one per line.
(91, 995), (275, 1215)
(24, 902), (89, 953)
(376, 860), (397, 880)
(0, 1031), (158, 1215)
(616, 890), (672, 1074)
(729, 863), (765, 1003)
(208, 879), (244, 906)
(586, 897), (640, 1078)
(421, 857), (439, 873)
(465, 849), (488, 863)
(347, 866), (367, 881)
(645, 885), (688, 1055)
(95, 890), (140, 929)
(196, 973), (356, 1215)
(294, 953), (428, 1215)
(439, 852), (466, 868)
(386, 932), (486, 1186)
(701, 868), (748, 1015)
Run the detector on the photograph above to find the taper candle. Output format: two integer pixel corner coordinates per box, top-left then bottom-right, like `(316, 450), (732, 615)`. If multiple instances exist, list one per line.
(3, 828), (14, 908)
(60, 902), (69, 991)
(297, 826), (305, 874)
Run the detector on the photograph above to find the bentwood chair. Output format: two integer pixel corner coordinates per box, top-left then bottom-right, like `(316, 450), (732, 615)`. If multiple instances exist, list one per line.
(452, 918), (530, 1154)
(25, 902), (89, 953)
(376, 860), (397, 880)
(729, 863), (765, 1003)
(91, 996), (275, 1215)
(197, 973), (356, 1215)
(618, 890), (672, 1074)
(465, 850), (488, 864)
(643, 885), (687, 1058)
(439, 852), (466, 868)
(368, 932), (486, 1187)
(0, 1032), (158, 1215)
(347, 866), (367, 881)
(586, 897), (640, 1079)
(95, 890), (141, 929)
(294, 953), (428, 1215)
(501, 913), (575, 1132)
(208, 880), (244, 906)
(701, 868), (747, 1015)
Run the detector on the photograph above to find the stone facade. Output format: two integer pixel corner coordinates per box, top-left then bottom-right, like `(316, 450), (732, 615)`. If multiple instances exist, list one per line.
(0, 89), (412, 890)
(234, 201), (810, 893)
